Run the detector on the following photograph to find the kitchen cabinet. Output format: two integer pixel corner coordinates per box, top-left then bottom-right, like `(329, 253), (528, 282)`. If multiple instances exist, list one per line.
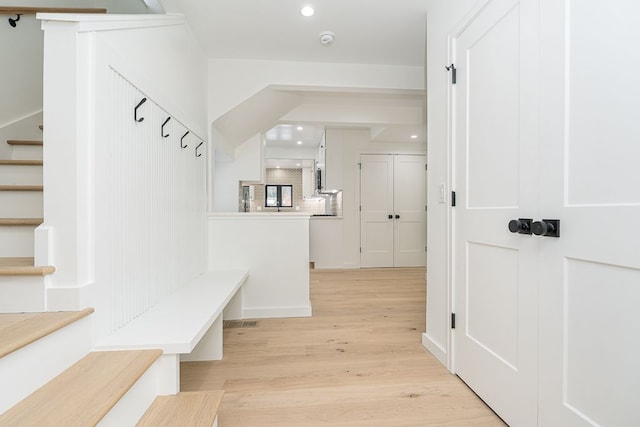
(302, 167), (315, 199)
(309, 216), (343, 269)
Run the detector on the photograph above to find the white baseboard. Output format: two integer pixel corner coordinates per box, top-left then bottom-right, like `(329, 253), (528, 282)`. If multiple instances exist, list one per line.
(422, 332), (447, 367)
(243, 303), (312, 319)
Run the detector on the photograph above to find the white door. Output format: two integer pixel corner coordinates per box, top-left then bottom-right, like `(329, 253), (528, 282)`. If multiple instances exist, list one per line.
(537, 1), (640, 425)
(360, 154), (394, 267)
(361, 154), (426, 268)
(393, 155), (426, 267)
(452, 0), (539, 425)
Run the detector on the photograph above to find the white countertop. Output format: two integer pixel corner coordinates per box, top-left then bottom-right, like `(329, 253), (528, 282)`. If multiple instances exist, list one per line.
(208, 212), (312, 219)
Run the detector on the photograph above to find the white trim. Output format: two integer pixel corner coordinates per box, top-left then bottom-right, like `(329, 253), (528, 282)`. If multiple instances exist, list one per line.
(243, 303), (312, 319)
(38, 13), (184, 33)
(422, 333), (447, 366)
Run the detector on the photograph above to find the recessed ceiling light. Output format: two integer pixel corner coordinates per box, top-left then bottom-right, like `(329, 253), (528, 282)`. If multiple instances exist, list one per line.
(296, 163), (301, 167)
(276, 166), (280, 169)
(297, 141), (303, 145)
(301, 6), (314, 17)
(297, 126), (304, 131)
(411, 134), (418, 139)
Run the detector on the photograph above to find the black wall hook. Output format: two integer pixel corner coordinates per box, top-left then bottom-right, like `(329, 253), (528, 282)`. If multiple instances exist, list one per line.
(161, 117), (171, 137)
(195, 142), (203, 158)
(134, 97), (147, 122)
(8, 14), (21, 28)
(180, 131), (189, 149)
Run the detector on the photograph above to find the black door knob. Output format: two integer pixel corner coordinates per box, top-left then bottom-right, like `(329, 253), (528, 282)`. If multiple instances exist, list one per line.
(388, 214), (393, 219)
(508, 218), (532, 234)
(395, 214), (400, 219)
(532, 219), (560, 237)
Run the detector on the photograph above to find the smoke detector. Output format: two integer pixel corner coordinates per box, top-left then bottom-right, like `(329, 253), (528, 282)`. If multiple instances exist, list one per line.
(319, 31), (335, 46)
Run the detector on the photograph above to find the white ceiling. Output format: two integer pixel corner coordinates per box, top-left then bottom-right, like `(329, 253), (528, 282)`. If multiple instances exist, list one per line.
(264, 124), (324, 149)
(159, 0), (428, 66)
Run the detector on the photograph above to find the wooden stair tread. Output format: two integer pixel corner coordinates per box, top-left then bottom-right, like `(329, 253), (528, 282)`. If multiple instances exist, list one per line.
(6, 140), (43, 146)
(0, 185), (43, 191)
(0, 160), (43, 166)
(0, 258), (55, 276)
(0, 349), (161, 426)
(0, 7), (107, 14)
(0, 308), (94, 358)
(137, 391), (224, 427)
(0, 218), (43, 226)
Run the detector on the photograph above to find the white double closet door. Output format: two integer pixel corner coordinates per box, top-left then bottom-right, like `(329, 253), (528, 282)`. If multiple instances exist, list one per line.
(452, 0), (640, 426)
(360, 154), (426, 268)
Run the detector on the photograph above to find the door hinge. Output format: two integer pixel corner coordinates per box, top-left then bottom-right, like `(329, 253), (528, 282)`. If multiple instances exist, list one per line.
(425, 205), (428, 211)
(445, 64), (457, 84)
(359, 205), (362, 212)
(425, 246), (427, 252)
(360, 247), (362, 253)
(358, 162), (362, 170)
(425, 163), (428, 171)
(451, 191), (456, 207)
(451, 313), (456, 329)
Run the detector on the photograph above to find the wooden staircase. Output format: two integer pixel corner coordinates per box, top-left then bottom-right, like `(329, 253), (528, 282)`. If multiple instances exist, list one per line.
(0, 127), (53, 312)
(0, 124), (223, 424)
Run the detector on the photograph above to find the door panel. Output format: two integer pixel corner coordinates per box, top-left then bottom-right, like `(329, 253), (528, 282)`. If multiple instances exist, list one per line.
(360, 155), (394, 267)
(467, 2), (521, 209)
(466, 242), (519, 369)
(453, 0), (538, 425)
(393, 155), (426, 267)
(538, 1), (640, 425)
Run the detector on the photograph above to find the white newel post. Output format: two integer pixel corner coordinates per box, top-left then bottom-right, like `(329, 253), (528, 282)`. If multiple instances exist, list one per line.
(40, 19), (95, 310)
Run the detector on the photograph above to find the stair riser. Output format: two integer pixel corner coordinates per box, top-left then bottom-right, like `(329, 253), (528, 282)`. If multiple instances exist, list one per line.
(0, 191), (43, 217)
(0, 226), (35, 257)
(98, 361), (160, 427)
(0, 315), (93, 414)
(11, 145), (43, 161)
(0, 165), (43, 185)
(0, 276), (45, 313)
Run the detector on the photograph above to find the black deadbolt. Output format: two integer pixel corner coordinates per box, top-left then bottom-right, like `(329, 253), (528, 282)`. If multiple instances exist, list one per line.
(532, 219), (560, 238)
(508, 218), (533, 235)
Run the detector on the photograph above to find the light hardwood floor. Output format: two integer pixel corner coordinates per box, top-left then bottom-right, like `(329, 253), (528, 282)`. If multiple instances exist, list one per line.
(181, 268), (505, 426)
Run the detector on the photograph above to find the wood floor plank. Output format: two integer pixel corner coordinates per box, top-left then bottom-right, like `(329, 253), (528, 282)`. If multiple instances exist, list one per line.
(0, 350), (161, 426)
(181, 268), (505, 426)
(0, 308), (94, 358)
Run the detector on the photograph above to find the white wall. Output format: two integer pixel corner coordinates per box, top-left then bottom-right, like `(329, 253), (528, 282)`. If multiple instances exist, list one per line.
(0, 1), (159, 133)
(422, 0), (479, 367)
(213, 134), (264, 212)
(208, 59), (425, 123)
(0, 14), (43, 132)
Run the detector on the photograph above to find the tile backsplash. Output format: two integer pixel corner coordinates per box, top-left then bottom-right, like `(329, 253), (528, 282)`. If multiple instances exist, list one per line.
(240, 168), (337, 215)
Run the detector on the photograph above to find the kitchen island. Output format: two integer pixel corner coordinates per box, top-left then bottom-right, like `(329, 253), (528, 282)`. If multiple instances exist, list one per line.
(208, 212), (312, 319)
